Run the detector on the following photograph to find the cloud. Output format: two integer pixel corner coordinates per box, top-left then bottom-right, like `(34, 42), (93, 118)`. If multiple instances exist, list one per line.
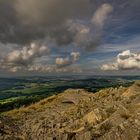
(70, 21), (92, 48)
(101, 63), (118, 71)
(56, 57), (71, 68)
(0, 0), (92, 45)
(0, 0), (113, 51)
(23, 51), (81, 73)
(27, 64), (82, 73)
(68, 20), (90, 42)
(71, 52), (80, 61)
(5, 43), (49, 65)
(66, 19), (101, 50)
(0, 43), (49, 72)
(0, 50), (80, 73)
(27, 65), (55, 73)
(56, 52), (80, 68)
(92, 3), (113, 28)
(67, 3), (113, 50)
(14, 0), (91, 26)
(48, 19), (99, 49)
(101, 50), (140, 71)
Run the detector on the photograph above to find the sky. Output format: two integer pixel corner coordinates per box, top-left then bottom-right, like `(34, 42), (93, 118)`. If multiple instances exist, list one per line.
(0, 0), (140, 76)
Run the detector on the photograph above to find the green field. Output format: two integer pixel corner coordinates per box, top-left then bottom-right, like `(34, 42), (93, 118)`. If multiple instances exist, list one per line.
(0, 76), (137, 112)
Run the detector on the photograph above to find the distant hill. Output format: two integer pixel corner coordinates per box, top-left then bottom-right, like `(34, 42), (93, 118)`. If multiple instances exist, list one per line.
(0, 81), (140, 140)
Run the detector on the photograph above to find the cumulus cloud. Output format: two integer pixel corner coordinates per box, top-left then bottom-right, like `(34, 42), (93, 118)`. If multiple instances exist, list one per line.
(27, 64), (82, 73)
(71, 52), (80, 61)
(27, 65), (55, 73)
(101, 63), (118, 71)
(0, 43), (49, 72)
(92, 3), (113, 28)
(5, 43), (49, 65)
(0, 50), (80, 73)
(56, 52), (80, 68)
(56, 57), (71, 68)
(101, 50), (140, 71)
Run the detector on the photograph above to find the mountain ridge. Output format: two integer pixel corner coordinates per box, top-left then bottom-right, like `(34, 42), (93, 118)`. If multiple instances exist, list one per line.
(0, 81), (140, 140)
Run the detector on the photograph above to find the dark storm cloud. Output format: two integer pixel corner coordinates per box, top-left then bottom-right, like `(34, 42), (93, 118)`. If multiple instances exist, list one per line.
(0, 0), (92, 45)
(0, 0), (45, 44)
(0, 0), (114, 49)
(0, 0), (139, 49)
(15, 0), (91, 26)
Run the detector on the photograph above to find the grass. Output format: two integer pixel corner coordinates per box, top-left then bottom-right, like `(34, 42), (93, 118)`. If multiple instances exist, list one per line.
(100, 121), (113, 132)
(0, 95), (46, 113)
(0, 97), (20, 104)
(120, 110), (132, 120)
(3, 84), (50, 94)
(3, 95), (57, 119)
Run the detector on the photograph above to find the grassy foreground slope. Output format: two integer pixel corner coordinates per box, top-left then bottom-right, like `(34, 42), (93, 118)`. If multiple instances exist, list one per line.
(0, 81), (140, 140)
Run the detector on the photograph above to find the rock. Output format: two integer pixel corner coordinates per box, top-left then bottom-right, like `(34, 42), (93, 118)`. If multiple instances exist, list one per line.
(2, 81), (140, 140)
(122, 81), (140, 97)
(0, 121), (4, 129)
(61, 95), (79, 105)
(83, 111), (99, 124)
(62, 98), (77, 105)
(66, 126), (85, 133)
(118, 123), (125, 131)
(75, 131), (91, 140)
(46, 137), (53, 140)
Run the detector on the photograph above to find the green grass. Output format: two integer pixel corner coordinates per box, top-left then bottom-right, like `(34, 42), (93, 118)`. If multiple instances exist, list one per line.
(0, 95), (46, 112)
(2, 84), (50, 94)
(0, 97), (20, 104)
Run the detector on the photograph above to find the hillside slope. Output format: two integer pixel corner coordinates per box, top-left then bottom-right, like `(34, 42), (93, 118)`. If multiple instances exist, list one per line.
(0, 81), (140, 140)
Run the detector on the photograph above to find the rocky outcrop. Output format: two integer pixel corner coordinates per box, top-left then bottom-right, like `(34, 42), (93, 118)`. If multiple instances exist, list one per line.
(122, 80), (140, 97)
(1, 81), (140, 140)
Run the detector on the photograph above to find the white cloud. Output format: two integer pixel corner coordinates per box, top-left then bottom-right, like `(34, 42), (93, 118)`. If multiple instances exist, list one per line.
(0, 43), (49, 72)
(27, 64), (82, 73)
(56, 57), (71, 68)
(71, 52), (80, 61)
(92, 3), (113, 28)
(101, 63), (118, 71)
(27, 51), (81, 73)
(56, 52), (80, 68)
(0, 49), (80, 73)
(101, 50), (140, 71)
(5, 43), (49, 65)
(28, 65), (55, 73)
